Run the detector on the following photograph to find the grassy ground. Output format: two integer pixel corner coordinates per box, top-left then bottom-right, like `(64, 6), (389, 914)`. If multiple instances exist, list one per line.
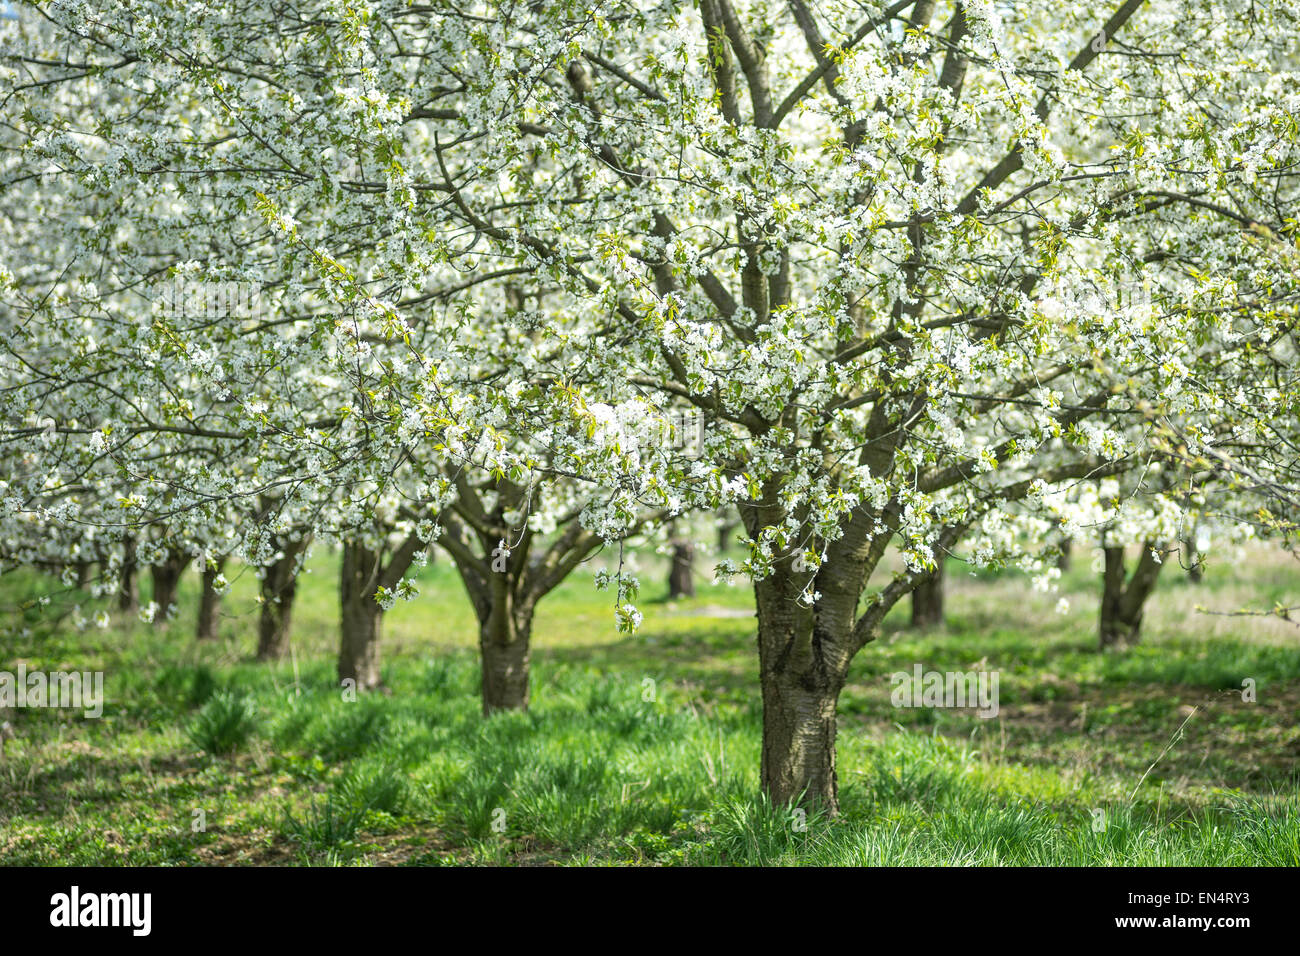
(1, 542), (1297, 866)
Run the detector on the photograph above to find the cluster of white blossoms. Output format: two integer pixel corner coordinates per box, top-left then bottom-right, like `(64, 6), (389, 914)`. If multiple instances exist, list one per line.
(0, 0), (1295, 661)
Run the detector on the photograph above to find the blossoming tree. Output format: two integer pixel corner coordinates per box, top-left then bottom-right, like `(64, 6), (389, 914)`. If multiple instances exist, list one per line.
(3, 0), (1299, 814)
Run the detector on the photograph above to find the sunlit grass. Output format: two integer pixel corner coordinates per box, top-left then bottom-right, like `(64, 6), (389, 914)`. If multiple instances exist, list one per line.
(0, 543), (1296, 865)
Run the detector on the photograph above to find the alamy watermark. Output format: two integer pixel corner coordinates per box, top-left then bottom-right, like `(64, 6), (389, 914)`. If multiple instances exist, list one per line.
(0, 664), (103, 718)
(595, 406), (709, 458)
(890, 664), (1000, 718)
(50, 886), (151, 936)
(658, 408), (706, 457)
(158, 278), (262, 320)
(1036, 277), (1154, 321)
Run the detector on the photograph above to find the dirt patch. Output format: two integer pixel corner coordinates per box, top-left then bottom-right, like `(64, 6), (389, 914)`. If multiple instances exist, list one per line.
(193, 828), (300, 866)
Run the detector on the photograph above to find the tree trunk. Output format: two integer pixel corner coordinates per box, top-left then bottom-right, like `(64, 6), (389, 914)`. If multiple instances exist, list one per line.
(1057, 538), (1072, 572)
(1099, 546), (1128, 648)
(1119, 542), (1166, 642)
(1183, 537), (1202, 582)
(717, 511), (738, 555)
(445, 523), (539, 716)
(480, 586), (532, 714)
(150, 550), (190, 623)
(339, 542), (384, 691)
(118, 539), (138, 614)
(74, 561), (93, 590)
(753, 569), (849, 813)
(258, 542), (304, 660)
(668, 538), (696, 599)
(910, 560), (944, 628)
(196, 559), (225, 641)
(1100, 542), (1167, 649)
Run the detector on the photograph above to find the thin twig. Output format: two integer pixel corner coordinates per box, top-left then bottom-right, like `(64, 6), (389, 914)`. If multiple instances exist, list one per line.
(1129, 706), (1197, 801)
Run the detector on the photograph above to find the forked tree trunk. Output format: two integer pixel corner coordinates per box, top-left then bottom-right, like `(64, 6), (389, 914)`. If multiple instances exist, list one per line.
(1099, 542), (1167, 649)
(150, 550), (190, 623)
(668, 538), (696, 599)
(480, 578), (533, 714)
(258, 542), (305, 660)
(448, 532), (540, 716)
(118, 539), (138, 614)
(754, 568), (852, 813)
(910, 561), (944, 628)
(196, 559), (226, 641)
(339, 542), (384, 690)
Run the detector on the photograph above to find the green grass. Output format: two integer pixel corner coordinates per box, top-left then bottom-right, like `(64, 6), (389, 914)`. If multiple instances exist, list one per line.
(0, 544), (1297, 865)
(186, 690), (259, 757)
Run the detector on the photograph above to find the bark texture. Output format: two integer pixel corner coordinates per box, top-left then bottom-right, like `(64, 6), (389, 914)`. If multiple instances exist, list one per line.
(479, 578), (533, 714)
(753, 566), (855, 812)
(739, 469), (976, 814)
